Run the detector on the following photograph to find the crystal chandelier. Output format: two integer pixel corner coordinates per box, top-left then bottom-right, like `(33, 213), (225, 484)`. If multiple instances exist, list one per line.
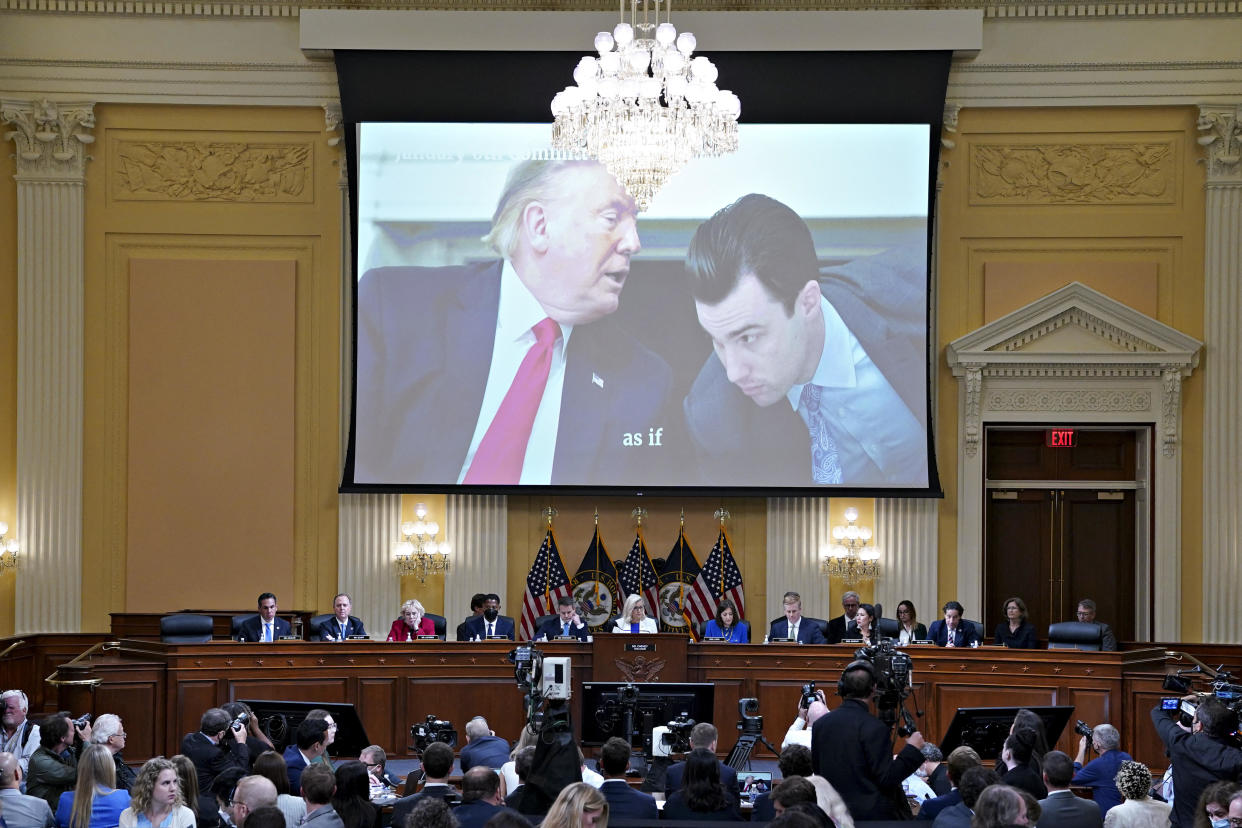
(821, 507), (880, 585)
(551, 0), (741, 211)
(393, 503), (451, 583)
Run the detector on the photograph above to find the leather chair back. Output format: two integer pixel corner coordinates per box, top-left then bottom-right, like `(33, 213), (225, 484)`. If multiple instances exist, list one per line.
(1047, 621), (1104, 650)
(160, 613), (213, 644)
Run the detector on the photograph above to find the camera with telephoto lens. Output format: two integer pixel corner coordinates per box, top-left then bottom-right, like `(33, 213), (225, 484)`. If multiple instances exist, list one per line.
(1074, 720), (1094, 739)
(660, 712), (696, 754)
(230, 712), (250, 732)
(410, 715), (458, 750)
(800, 682), (820, 709)
(854, 639), (916, 735)
(1162, 666), (1242, 733)
(73, 713), (92, 729)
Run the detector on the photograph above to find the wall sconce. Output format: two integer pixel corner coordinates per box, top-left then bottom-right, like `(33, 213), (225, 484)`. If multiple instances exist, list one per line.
(0, 522), (19, 570)
(820, 506), (879, 585)
(393, 503), (451, 583)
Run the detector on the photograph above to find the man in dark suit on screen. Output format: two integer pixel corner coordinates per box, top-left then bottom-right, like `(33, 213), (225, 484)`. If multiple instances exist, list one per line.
(682, 193), (928, 487)
(354, 160), (673, 488)
(237, 593), (290, 643)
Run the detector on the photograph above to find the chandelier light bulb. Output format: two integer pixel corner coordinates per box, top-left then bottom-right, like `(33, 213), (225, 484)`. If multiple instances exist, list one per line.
(595, 31), (614, 54)
(844, 506), (859, 522)
(860, 527), (873, 541)
(425, 541), (439, 555)
(655, 22), (677, 46)
(4, 539), (16, 553)
(832, 525), (846, 540)
(438, 542), (451, 557)
(412, 520), (427, 536)
(600, 51), (622, 76)
(846, 525), (860, 541)
(613, 22), (634, 46)
(395, 540), (414, 557)
(574, 57), (599, 87)
(676, 32), (696, 55)
(426, 520), (440, 537)
(415, 502), (427, 520)
(690, 56), (717, 84)
(400, 521), (416, 537)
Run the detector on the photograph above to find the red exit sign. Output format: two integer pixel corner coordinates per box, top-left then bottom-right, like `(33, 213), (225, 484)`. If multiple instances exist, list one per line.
(1046, 428), (1077, 448)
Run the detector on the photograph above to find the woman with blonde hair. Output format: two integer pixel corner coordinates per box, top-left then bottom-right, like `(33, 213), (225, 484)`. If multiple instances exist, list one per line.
(612, 594), (657, 634)
(544, 782), (608, 828)
(56, 744), (131, 828)
(807, 775), (855, 828)
(386, 598), (435, 641)
(120, 758), (196, 828)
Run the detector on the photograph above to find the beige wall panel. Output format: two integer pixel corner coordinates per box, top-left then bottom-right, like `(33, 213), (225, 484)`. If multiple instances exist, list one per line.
(0, 125), (16, 637)
(984, 261), (1158, 322)
(126, 258), (295, 611)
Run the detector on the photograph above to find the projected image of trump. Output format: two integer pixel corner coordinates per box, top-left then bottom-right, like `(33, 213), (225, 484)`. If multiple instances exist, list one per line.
(354, 160), (673, 485)
(682, 194), (928, 486)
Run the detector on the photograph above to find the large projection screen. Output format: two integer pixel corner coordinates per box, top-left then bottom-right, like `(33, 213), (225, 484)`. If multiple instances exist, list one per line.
(337, 50), (949, 496)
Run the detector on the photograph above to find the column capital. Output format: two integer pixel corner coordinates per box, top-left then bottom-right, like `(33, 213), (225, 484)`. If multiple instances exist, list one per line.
(2, 99), (95, 181)
(1197, 104), (1242, 185)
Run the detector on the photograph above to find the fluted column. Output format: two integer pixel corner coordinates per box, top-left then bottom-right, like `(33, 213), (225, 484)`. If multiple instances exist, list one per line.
(2, 99), (94, 634)
(1199, 104), (1242, 643)
(765, 498), (833, 624)
(338, 493), (400, 638)
(875, 499), (938, 620)
(444, 495), (507, 628)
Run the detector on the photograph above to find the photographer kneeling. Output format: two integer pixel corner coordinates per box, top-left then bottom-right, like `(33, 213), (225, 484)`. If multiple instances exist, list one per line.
(811, 660), (925, 820)
(1150, 696), (1242, 828)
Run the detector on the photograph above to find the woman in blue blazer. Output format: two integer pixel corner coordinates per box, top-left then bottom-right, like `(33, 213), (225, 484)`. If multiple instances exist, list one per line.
(703, 598), (749, 643)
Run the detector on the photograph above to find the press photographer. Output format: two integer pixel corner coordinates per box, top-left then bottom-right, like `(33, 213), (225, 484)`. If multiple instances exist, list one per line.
(179, 708), (249, 795)
(782, 684), (829, 749)
(1151, 694), (1242, 828)
(1070, 722), (1131, 817)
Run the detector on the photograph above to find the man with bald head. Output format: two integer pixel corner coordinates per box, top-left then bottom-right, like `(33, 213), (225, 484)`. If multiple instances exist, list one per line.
(231, 775), (278, 828)
(0, 752), (55, 828)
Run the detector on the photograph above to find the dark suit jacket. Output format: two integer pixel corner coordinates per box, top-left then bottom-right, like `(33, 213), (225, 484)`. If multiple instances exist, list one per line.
(664, 759), (739, 799)
(931, 801), (974, 828)
(927, 620), (980, 648)
(459, 734), (511, 772)
(683, 244), (928, 486)
(390, 784), (458, 828)
(452, 801), (510, 828)
(825, 615), (858, 645)
(1098, 622), (1118, 651)
(282, 744), (309, 794)
(811, 697), (924, 820)
(994, 621), (1038, 649)
(599, 779), (658, 820)
(752, 792), (776, 822)
(918, 789), (961, 821)
(929, 763), (952, 796)
(536, 616), (590, 642)
(462, 615), (516, 642)
(1002, 763), (1047, 801)
(354, 261), (674, 486)
(180, 731), (250, 795)
(318, 616), (367, 641)
(1035, 790), (1102, 828)
(237, 616), (291, 642)
(768, 617), (826, 645)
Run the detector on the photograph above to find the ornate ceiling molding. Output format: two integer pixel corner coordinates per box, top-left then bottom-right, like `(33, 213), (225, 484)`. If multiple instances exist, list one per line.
(1, 98), (95, 180)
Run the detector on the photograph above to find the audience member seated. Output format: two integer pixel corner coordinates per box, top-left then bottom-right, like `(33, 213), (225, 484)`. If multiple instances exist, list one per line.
(456, 594), (487, 642)
(282, 719), (328, 796)
(805, 775), (853, 828)
(28, 714), (90, 811)
(249, 752), (304, 828)
(1226, 788), (1242, 828)
(386, 599), (435, 642)
(995, 597), (1039, 649)
(1001, 730), (1048, 801)
(895, 600), (928, 645)
(704, 598), (749, 643)
(298, 766), (343, 828)
(825, 591), (861, 644)
(543, 783), (607, 828)
(329, 762), (374, 828)
(499, 727), (537, 798)
(928, 601), (980, 648)
(0, 750), (56, 828)
(768, 776), (818, 821)
(319, 594), (366, 642)
(118, 758), (196, 828)
(2, 692), (40, 775)
(502, 746), (536, 816)
(1076, 599), (1118, 651)
(1103, 762), (1170, 828)
(180, 709), (249, 796)
(972, 784), (1034, 828)
(770, 592), (826, 645)
(231, 776), (278, 828)
(87, 717), (134, 795)
(405, 798), (456, 828)
(611, 594), (657, 635)
(170, 754), (218, 828)
(665, 723), (740, 799)
(1198, 782), (1242, 828)
(211, 768), (247, 828)
(55, 744), (129, 828)
(238, 594), (290, 643)
(595, 737), (655, 820)
(1009, 709), (1051, 777)
(357, 746), (398, 793)
(454, 768), (512, 828)
(1036, 751), (1101, 828)
(919, 743), (951, 797)
(460, 718), (509, 773)
(535, 596), (589, 643)
(662, 748), (741, 822)
(390, 742), (457, 828)
(301, 712), (337, 769)
(461, 595), (515, 641)
(782, 690), (829, 750)
(1071, 723), (1131, 817)
(918, 745), (981, 821)
(754, 745), (814, 822)
(241, 807), (285, 828)
(853, 603), (880, 646)
(931, 766), (999, 828)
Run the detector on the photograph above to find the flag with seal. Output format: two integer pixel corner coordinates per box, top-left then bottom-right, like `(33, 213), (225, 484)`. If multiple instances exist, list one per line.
(571, 525), (620, 632)
(657, 527), (701, 634)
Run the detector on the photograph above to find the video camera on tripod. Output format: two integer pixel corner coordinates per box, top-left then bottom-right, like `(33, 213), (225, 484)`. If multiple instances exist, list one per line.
(724, 697), (780, 770)
(854, 639), (920, 737)
(410, 715), (458, 751)
(1161, 661), (1242, 740)
(507, 644), (572, 735)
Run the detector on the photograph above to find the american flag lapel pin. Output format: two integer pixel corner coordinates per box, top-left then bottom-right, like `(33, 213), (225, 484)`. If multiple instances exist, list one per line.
(592, 373), (604, 388)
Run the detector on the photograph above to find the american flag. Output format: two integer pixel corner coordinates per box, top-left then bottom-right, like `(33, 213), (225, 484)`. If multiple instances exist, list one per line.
(519, 529), (573, 641)
(684, 528), (745, 630)
(617, 529), (661, 622)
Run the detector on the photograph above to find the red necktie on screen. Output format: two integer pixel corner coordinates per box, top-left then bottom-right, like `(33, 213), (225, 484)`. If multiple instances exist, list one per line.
(464, 318), (560, 484)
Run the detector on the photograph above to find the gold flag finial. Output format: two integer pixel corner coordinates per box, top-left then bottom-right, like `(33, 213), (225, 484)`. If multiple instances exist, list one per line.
(594, 508), (599, 525)
(632, 506), (647, 527)
(680, 508), (686, 528)
(714, 507), (731, 527)
(543, 506), (558, 527)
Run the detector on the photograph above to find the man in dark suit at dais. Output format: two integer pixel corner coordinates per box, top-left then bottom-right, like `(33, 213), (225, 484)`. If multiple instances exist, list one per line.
(354, 160), (673, 487)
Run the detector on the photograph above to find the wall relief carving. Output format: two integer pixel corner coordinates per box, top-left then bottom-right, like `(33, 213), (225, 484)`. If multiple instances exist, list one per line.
(970, 142), (1173, 204)
(985, 388), (1152, 413)
(112, 140), (312, 202)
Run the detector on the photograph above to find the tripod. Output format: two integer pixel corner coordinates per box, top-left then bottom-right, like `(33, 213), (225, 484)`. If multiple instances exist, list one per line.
(725, 726), (781, 770)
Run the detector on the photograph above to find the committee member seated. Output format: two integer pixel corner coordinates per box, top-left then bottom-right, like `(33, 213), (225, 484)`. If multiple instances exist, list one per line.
(597, 737), (656, 820)
(994, 597), (1038, 649)
(456, 594), (487, 642)
(2, 691), (41, 775)
(28, 714), (90, 811)
(825, 591), (860, 644)
(536, 596), (589, 642)
(319, 594), (366, 641)
(895, 600), (928, 645)
(853, 603), (881, 646)
(611, 594), (657, 635)
(769, 592), (825, 644)
(704, 598), (748, 643)
(460, 718), (510, 773)
(665, 723), (740, 800)
(1035, 750), (1100, 828)
(386, 599), (434, 641)
(1076, 599), (1118, 651)
(1071, 723), (1131, 817)
(0, 750), (56, 828)
(928, 601), (980, 648)
(462, 595), (515, 641)
(238, 594), (291, 643)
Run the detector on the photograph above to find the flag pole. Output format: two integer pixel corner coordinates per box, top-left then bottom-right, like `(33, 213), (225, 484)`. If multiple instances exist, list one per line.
(544, 505), (558, 614)
(593, 508), (600, 604)
(714, 507), (731, 597)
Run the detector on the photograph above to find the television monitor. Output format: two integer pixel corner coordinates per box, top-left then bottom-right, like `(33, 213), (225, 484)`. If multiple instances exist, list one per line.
(579, 681), (715, 751)
(237, 699), (371, 757)
(938, 705), (1075, 760)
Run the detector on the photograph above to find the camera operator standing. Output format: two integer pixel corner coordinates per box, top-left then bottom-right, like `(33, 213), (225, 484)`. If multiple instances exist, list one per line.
(1150, 696), (1242, 828)
(811, 660), (925, 820)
